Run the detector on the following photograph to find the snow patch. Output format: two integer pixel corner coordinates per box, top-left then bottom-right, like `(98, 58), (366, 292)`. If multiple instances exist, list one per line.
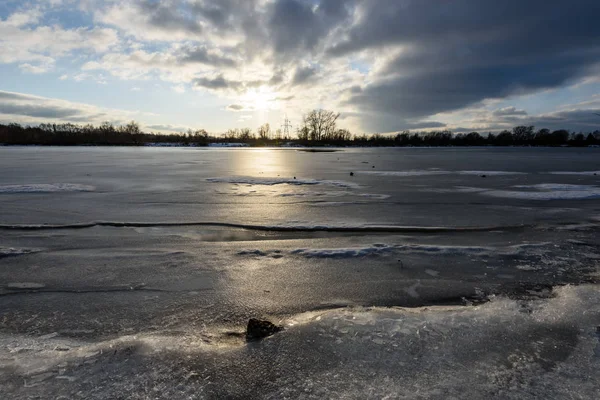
(394, 242), (550, 256)
(514, 183), (597, 191)
(208, 143), (250, 147)
(237, 242), (550, 260)
(516, 265), (542, 271)
(291, 245), (394, 258)
(360, 170), (526, 177)
(457, 170), (526, 176)
(358, 193), (391, 200)
(484, 184), (600, 200)
(0, 184), (95, 193)
(0, 247), (41, 257)
(6, 282), (46, 289)
(548, 171), (600, 176)
(206, 177), (360, 189)
(360, 170), (450, 177)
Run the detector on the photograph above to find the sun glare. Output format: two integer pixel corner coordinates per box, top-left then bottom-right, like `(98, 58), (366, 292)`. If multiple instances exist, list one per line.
(243, 87), (275, 111)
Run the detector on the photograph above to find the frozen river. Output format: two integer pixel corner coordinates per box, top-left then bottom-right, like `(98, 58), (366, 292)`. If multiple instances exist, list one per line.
(1, 146), (599, 399)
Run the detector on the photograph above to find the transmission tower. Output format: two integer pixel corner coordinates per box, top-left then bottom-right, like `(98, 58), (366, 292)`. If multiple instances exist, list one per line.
(281, 115), (292, 140)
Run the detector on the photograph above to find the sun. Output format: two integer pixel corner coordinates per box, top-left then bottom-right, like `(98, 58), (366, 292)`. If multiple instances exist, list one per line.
(243, 87), (274, 111)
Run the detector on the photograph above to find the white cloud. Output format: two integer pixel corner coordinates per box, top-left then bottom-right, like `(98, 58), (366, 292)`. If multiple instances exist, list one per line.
(4, 9), (43, 27)
(19, 63), (51, 74)
(0, 15), (120, 66)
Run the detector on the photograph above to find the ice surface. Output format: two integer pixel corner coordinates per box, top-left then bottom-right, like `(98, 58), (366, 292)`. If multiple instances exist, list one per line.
(1, 285), (598, 399)
(0, 184), (95, 193)
(484, 184), (600, 200)
(1, 147), (600, 399)
(549, 171), (600, 176)
(206, 176), (360, 188)
(360, 170), (526, 177)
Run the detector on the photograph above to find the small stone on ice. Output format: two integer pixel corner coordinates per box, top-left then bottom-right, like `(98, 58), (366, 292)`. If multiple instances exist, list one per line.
(246, 318), (283, 341)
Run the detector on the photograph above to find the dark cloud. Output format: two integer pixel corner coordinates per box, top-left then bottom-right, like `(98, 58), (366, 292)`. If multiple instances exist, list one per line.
(192, 72), (287, 93)
(529, 108), (600, 132)
(44, 0), (600, 132)
(329, 1), (600, 56)
(226, 104), (246, 111)
(190, 2), (230, 28)
(189, 0), (246, 29)
(138, 1), (203, 36)
(0, 102), (83, 119)
(347, 47), (599, 120)
(267, 0), (355, 59)
(178, 46), (237, 67)
(0, 91), (37, 101)
(334, 0), (600, 124)
(453, 108), (600, 133)
(192, 75), (240, 90)
(343, 111), (446, 133)
(291, 65), (317, 86)
(268, 70), (286, 86)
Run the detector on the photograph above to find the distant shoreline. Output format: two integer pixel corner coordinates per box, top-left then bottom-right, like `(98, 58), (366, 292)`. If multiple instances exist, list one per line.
(1, 143), (599, 149)
(2, 121), (599, 147)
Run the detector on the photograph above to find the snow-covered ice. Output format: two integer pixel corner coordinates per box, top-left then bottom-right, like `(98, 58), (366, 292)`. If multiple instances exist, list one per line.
(484, 184), (600, 200)
(0, 183), (95, 193)
(360, 170), (527, 177)
(206, 176), (360, 188)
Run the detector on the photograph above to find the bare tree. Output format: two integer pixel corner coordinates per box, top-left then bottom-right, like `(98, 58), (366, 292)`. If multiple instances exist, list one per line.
(297, 126), (309, 141)
(301, 109), (340, 141)
(257, 123), (271, 140)
(238, 128), (254, 141)
(225, 129), (238, 140)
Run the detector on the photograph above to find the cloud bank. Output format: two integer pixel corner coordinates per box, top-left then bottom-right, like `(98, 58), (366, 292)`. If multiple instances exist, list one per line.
(0, 0), (599, 133)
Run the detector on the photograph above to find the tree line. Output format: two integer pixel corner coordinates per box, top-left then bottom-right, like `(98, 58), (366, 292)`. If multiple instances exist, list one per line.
(0, 122), (210, 146)
(1, 110), (599, 147)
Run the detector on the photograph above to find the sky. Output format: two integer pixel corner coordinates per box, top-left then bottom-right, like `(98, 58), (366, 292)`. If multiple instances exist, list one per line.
(0, 0), (599, 135)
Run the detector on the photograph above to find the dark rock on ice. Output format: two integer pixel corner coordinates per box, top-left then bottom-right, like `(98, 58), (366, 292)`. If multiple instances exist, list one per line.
(481, 174), (487, 178)
(246, 318), (283, 341)
(350, 172), (354, 176)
